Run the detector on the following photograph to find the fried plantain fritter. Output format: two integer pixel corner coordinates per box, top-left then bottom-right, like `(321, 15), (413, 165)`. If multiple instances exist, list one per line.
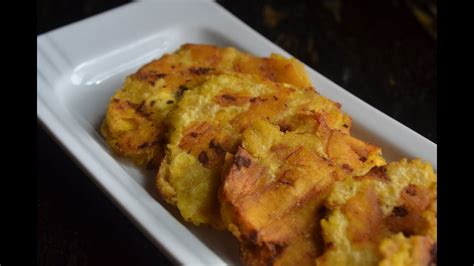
(101, 44), (312, 167)
(100, 43), (437, 265)
(156, 73), (354, 229)
(219, 119), (385, 266)
(315, 159), (437, 266)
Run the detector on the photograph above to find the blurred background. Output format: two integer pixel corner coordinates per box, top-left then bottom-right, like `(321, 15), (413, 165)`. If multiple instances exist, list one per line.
(37, 0), (436, 265)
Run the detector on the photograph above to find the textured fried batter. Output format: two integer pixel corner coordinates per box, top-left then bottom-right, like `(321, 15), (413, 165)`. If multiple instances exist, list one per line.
(156, 73), (354, 228)
(219, 119), (385, 266)
(101, 43), (437, 265)
(315, 159), (437, 266)
(101, 44), (312, 167)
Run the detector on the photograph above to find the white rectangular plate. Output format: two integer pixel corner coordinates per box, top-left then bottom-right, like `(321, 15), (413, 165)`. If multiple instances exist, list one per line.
(37, 2), (437, 265)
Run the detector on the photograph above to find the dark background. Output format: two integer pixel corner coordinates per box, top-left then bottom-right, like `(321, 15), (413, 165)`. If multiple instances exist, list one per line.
(37, 0), (437, 265)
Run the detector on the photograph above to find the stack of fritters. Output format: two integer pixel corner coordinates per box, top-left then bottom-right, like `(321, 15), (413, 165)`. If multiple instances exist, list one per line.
(101, 44), (310, 167)
(101, 44), (437, 266)
(157, 73), (356, 229)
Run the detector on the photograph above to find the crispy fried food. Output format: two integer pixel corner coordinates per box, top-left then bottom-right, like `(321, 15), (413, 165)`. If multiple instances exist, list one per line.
(219, 119), (385, 266)
(100, 43), (437, 265)
(315, 159), (437, 266)
(156, 73), (354, 228)
(101, 44), (312, 167)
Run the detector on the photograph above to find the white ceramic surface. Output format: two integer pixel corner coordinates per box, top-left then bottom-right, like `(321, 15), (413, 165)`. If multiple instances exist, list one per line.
(37, 2), (437, 265)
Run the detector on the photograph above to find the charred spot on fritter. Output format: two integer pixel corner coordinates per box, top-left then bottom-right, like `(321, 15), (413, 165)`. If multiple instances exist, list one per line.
(401, 185), (433, 211)
(209, 139), (225, 156)
(178, 122), (217, 154)
(215, 93), (250, 107)
(136, 101), (147, 115)
(321, 157), (335, 167)
(135, 70), (167, 86)
(258, 60), (277, 81)
(111, 101), (126, 112)
(385, 185), (433, 237)
(279, 125), (291, 133)
(166, 100), (174, 104)
(356, 166), (389, 182)
(189, 67), (213, 75)
(198, 151), (209, 165)
(154, 73), (167, 79)
(176, 85), (189, 98)
(391, 206), (409, 217)
(234, 154), (252, 169)
(373, 166), (389, 180)
(404, 184), (418, 196)
(341, 164), (353, 172)
(222, 94), (236, 101)
(146, 70), (167, 78)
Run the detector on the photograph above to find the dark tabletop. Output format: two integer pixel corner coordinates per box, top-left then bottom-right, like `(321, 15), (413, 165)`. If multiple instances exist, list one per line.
(37, 0), (436, 265)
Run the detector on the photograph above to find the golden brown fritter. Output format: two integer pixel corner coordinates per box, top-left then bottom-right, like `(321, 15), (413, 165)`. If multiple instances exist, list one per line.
(156, 73), (353, 229)
(315, 159), (437, 266)
(219, 119), (385, 266)
(100, 43), (437, 266)
(101, 44), (312, 167)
